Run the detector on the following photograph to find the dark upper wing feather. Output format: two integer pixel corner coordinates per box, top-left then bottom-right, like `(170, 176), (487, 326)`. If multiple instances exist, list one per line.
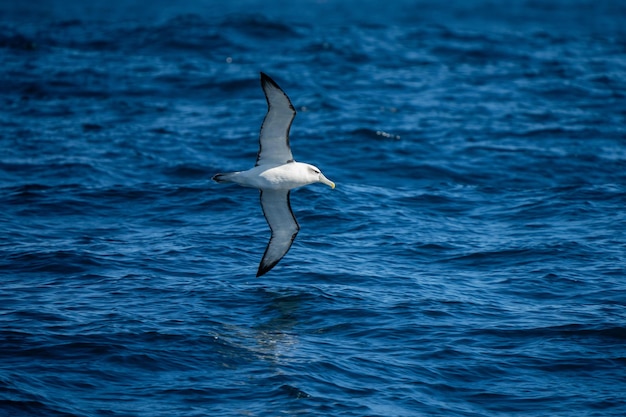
(256, 73), (296, 166)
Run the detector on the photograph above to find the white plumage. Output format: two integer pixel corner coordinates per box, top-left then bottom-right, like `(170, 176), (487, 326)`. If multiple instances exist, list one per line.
(213, 72), (334, 277)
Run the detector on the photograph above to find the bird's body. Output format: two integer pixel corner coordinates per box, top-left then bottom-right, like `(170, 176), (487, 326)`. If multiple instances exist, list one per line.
(214, 161), (333, 191)
(212, 72), (334, 277)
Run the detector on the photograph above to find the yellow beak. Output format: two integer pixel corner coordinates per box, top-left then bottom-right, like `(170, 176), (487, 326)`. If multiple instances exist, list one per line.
(320, 175), (335, 189)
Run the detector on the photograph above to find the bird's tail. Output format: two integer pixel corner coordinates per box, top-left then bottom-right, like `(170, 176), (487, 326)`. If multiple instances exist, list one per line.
(212, 172), (238, 183)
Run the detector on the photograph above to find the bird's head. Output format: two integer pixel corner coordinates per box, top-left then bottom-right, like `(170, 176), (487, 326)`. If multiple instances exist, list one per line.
(305, 164), (335, 189)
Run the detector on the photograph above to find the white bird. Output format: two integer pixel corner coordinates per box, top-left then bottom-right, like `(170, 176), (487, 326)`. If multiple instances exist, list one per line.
(213, 72), (335, 277)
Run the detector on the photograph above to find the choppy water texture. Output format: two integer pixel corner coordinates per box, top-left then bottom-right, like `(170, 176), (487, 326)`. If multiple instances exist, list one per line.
(2, 1), (626, 416)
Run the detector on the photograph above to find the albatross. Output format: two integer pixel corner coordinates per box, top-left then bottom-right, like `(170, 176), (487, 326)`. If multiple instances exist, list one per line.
(212, 72), (335, 277)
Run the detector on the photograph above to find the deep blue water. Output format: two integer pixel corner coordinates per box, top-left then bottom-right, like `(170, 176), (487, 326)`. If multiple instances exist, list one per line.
(2, 1), (626, 416)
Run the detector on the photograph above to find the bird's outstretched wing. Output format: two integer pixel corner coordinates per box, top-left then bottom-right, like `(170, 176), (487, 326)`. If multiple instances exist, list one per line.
(257, 189), (300, 277)
(256, 72), (296, 167)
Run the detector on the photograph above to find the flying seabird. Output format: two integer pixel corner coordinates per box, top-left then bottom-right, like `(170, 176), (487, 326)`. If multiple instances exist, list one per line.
(212, 72), (335, 277)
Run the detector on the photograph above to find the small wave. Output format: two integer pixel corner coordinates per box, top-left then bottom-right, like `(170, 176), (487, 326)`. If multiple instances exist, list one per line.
(3, 250), (104, 274)
(0, 28), (37, 50)
(218, 13), (301, 39)
(475, 323), (626, 342)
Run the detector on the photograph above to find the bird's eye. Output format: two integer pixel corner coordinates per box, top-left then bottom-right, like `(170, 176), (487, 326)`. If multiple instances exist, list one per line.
(312, 168), (320, 174)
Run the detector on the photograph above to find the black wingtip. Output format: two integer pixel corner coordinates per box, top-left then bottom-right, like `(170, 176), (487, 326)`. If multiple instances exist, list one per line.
(256, 262), (273, 278)
(260, 72), (280, 90)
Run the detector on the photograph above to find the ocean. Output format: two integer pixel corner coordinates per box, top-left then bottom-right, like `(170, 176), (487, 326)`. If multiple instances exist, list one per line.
(1, 1), (625, 416)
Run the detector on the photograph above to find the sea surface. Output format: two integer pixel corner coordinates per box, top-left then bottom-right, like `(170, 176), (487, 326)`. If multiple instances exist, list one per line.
(1, 1), (626, 416)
